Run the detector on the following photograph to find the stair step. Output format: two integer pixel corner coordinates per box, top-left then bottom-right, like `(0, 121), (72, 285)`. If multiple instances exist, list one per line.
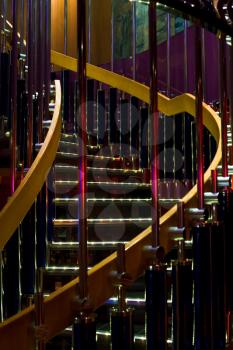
(55, 152), (125, 168)
(45, 266), (85, 275)
(54, 164), (144, 182)
(54, 197), (152, 205)
(54, 180), (152, 198)
(55, 164), (142, 173)
(55, 180), (150, 189)
(53, 218), (152, 226)
(49, 241), (128, 250)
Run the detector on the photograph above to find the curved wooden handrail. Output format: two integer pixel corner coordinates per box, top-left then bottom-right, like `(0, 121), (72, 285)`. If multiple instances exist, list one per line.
(0, 80), (62, 250)
(0, 55), (221, 349)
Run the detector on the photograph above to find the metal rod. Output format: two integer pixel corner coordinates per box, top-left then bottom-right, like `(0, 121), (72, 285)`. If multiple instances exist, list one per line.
(149, 0), (160, 247)
(64, 0), (68, 55)
(184, 19), (188, 92)
(177, 201), (184, 229)
(230, 39), (233, 162)
(35, 268), (45, 350)
(20, 0), (24, 56)
(211, 169), (217, 193)
(37, 0), (44, 143)
(77, 0), (88, 301)
(201, 28), (206, 101)
(195, 25), (204, 209)
(132, 0), (136, 80)
(111, 2), (114, 72)
(88, 0), (91, 62)
(44, 0), (51, 122)
(27, 0), (33, 167)
(166, 13), (171, 97)
(11, 0), (18, 194)
(219, 34), (228, 177)
(117, 243), (126, 275)
(1, 0), (6, 53)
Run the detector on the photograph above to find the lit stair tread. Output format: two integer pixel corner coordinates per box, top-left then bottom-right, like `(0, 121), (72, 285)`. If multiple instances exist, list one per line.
(53, 197), (180, 205)
(56, 152), (122, 160)
(55, 180), (151, 187)
(49, 241), (128, 250)
(45, 266), (91, 275)
(55, 164), (142, 172)
(45, 266), (80, 275)
(53, 218), (152, 226)
(54, 197), (152, 204)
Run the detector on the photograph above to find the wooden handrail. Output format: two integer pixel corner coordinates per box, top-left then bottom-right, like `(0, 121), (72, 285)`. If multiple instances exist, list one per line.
(0, 80), (62, 250)
(0, 56), (221, 349)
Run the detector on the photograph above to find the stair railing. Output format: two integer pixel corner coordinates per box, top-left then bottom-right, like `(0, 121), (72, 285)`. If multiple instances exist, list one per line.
(0, 60), (221, 347)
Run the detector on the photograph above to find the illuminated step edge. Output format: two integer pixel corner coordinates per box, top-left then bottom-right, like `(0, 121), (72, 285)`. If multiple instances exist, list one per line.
(53, 198), (180, 205)
(56, 152), (123, 160)
(63, 326), (173, 344)
(59, 140), (101, 149)
(59, 140), (79, 147)
(49, 241), (128, 250)
(55, 180), (151, 187)
(45, 266), (92, 274)
(55, 164), (143, 174)
(54, 197), (152, 205)
(53, 218), (152, 226)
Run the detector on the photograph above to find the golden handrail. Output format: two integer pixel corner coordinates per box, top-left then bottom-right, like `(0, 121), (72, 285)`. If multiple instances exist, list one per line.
(0, 55), (221, 349)
(0, 80), (62, 250)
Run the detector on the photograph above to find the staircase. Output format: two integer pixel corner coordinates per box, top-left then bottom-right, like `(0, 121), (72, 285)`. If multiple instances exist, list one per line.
(41, 90), (216, 349)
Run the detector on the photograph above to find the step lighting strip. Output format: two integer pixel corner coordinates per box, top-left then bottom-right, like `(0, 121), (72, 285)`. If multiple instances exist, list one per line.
(54, 218), (152, 223)
(55, 181), (151, 187)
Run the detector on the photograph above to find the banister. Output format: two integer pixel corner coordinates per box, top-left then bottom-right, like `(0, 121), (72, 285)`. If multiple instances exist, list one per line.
(0, 56), (221, 349)
(0, 80), (62, 250)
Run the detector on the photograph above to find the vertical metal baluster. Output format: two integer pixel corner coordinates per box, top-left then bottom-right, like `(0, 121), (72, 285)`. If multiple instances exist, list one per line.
(166, 13), (171, 97)
(62, 0), (68, 130)
(120, 97), (129, 158)
(72, 1), (96, 348)
(172, 239), (193, 350)
(132, 0), (136, 81)
(191, 23), (226, 350)
(27, 0), (33, 167)
(230, 38), (233, 160)
(130, 96), (139, 160)
(44, 0), (51, 122)
(37, 0), (44, 143)
(218, 33), (233, 345)
(77, 0), (88, 288)
(150, 0), (159, 247)
(64, 0), (68, 55)
(166, 12), (171, 185)
(111, 2), (114, 72)
(145, 2), (167, 350)
(201, 28), (206, 101)
(1, 0), (6, 53)
(183, 19), (188, 183)
(34, 268), (46, 350)
(184, 19), (188, 93)
(219, 35), (228, 178)
(191, 120), (196, 186)
(97, 88), (106, 145)
(196, 25), (204, 207)
(11, 0), (18, 193)
(19, 0), (24, 80)
(111, 244), (134, 350)
(88, 0), (91, 63)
